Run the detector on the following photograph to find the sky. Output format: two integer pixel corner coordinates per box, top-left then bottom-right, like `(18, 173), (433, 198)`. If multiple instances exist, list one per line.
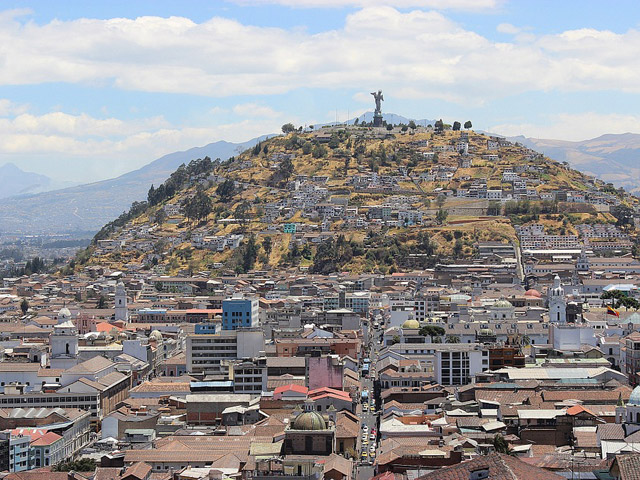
(1, 0), (640, 184)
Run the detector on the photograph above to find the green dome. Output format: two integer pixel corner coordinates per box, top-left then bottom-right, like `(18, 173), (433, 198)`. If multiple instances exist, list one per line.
(292, 411), (326, 431)
(493, 299), (513, 309)
(402, 319), (420, 329)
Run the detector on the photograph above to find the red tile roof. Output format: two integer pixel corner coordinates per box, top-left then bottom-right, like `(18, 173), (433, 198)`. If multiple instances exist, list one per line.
(416, 453), (565, 480)
(273, 384), (308, 395)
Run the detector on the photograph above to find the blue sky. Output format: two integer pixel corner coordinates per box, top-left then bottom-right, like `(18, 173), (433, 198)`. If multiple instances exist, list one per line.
(1, 0), (639, 183)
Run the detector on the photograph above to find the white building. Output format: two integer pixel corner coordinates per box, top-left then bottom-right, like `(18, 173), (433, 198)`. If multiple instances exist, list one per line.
(114, 281), (128, 322)
(548, 275), (567, 324)
(50, 307), (79, 370)
(186, 328), (265, 375)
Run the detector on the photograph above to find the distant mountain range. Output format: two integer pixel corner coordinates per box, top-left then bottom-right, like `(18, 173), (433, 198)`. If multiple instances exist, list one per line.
(0, 163), (52, 199)
(508, 133), (640, 194)
(0, 136), (269, 234)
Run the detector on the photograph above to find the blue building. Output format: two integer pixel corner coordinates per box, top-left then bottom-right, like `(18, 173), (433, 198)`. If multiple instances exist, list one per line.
(222, 297), (259, 331)
(0, 431), (32, 472)
(195, 323), (218, 334)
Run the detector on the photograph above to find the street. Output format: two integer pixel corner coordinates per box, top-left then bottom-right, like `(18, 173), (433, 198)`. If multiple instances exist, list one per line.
(356, 321), (383, 480)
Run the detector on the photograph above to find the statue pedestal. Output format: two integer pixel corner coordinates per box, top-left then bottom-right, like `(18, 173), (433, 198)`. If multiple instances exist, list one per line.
(373, 113), (383, 127)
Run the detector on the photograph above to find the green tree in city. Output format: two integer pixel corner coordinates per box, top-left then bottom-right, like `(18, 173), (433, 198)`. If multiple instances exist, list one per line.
(436, 208), (449, 225)
(493, 434), (514, 455)
(262, 236), (273, 257)
(464, 120), (472, 130)
(241, 234), (259, 273)
(452, 121), (461, 131)
(184, 186), (212, 222)
(419, 325), (445, 343)
(281, 123), (296, 134)
(216, 179), (236, 202)
(97, 296), (107, 309)
(20, 298), (29, 315)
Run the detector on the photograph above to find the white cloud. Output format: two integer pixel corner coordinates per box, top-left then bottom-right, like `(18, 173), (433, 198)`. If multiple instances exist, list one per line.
(0, 7), (639, 105)
(226, 0), (502, 9)
(490, 112), (640, 141)
(496, 23), (520, 34)
(232, 103), (281, 118)
(0, 99), (29, 117)
(0, 108), (282, 182)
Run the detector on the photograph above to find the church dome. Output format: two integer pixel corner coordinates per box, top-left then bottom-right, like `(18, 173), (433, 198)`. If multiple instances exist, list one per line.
(492, 299), (513, 309)
(629, 386), (640, 406)
(58, 307), (71, 319)
(525, 289), (542, 298)
(292, 411), (326, 431)
(402, 319), (420, 329)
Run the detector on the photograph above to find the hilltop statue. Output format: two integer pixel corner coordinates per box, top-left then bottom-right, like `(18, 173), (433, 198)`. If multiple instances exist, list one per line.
(371, 90), (384, 127)
(371, 90), (384, 113)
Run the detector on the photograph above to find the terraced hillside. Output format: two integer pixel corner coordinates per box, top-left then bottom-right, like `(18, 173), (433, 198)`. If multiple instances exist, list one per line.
(68, 124), (638, 276)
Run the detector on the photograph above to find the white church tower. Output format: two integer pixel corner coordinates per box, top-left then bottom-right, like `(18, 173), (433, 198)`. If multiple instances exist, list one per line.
(115, 281), (129, 322)
(548, 275), (566, 324)
(50, 307), (79, 369)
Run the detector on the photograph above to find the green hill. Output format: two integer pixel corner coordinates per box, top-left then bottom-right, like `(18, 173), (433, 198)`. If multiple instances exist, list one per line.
(67, 123), (639, 276)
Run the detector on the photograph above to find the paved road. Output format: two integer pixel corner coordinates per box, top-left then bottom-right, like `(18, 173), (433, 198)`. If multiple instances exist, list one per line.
(356, 324), (383, 480)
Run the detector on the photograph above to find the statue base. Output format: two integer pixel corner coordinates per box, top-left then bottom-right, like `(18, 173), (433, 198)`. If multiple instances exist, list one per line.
(373, 113), (383, 127)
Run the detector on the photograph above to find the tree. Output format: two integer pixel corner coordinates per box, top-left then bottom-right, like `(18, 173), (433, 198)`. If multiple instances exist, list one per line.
(242, 234), (259, 273)
(281, 123), (296, 134)
(434, 119), (444, 134)
(493, 434), (514, 455)
(97, 296), (107, 309)
(386, 124), (394, 131)
(312, 144), (328, 159)
(436, 208), (448, 225)
(435, 195), (446, 209)
(20, 298), (29, 315)
(452, 121), (461, 131)
(603, 290), (640, 310)
(419, 325), (445, 343)
(408, 120), (417, 130)
(487, 201), (502, 216)
(453, 238), (464, 258)
(234, 201), (251, 225)
(53, 459), (96, 472)
(464, 120), (472, 130)
(154, 208), (167, 225)
(280, 156), (295, 180)
(445, 335), (461, 343)
(262, 236), (273, 257)
(216, 179), (236, 202)
(184, 186), (212, 222)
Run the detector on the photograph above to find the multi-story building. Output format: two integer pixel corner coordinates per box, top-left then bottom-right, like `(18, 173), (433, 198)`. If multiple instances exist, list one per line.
(222, 357), (268, 394)
(488, 345), (525, 370)
(0, 408), (91, 462)
(186, 327), (265, 375)
(222, 296), (259, 330)
(625, 332), (640, 386)
(0, 431), (31, 472)
(433, 344), (488, 386)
